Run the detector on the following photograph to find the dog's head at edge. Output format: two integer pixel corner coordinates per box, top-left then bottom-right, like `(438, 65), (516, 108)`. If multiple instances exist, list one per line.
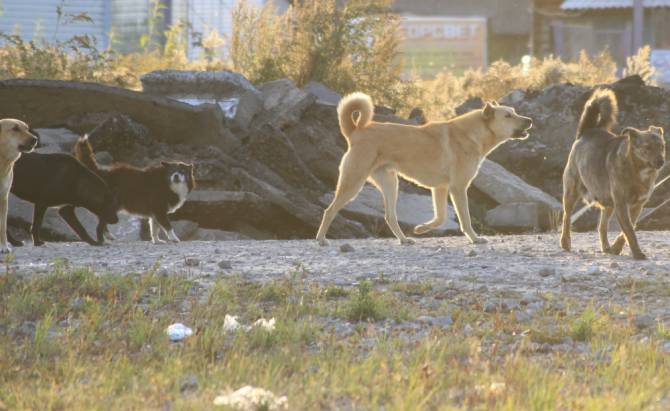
(0, 119), (38, 161)
(621, 126), (666, 170)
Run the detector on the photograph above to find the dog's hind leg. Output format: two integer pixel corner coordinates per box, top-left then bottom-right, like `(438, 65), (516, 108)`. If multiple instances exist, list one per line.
(598, 207), (614, 253)
(450, 185), (486, 244)
(610, 203), (643, 256)
(59, 206), (98, 245)
(612, 201), (645, 259)
(149, 218), (166, 244)
(560, 175), (580, 251)
(316, 150), (372, 246)
(7, 230), (23, 247)
(31, 204), (47, 246)
(414, 186), (449, 235)
(369, 168), (413, 245)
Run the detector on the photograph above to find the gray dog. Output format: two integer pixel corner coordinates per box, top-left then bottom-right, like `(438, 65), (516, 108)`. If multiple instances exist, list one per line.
(560, 89), (665, 260)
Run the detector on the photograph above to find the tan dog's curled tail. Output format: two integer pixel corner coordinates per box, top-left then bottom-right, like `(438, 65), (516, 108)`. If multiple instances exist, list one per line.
(338, 92), (373, 143)
(576, 88), (618, 138)
(74, 135), (101, 173)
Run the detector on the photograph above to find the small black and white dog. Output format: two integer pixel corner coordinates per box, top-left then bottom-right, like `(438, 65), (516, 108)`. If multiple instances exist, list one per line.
(74, 135), (195, 243)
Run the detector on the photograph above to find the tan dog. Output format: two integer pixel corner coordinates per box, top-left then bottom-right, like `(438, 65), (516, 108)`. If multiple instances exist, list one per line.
(0, 119), (38, 252)
(316, 92), (533, 245)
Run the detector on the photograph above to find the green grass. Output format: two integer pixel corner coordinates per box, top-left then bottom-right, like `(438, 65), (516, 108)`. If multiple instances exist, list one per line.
(1, 268), (670, 410)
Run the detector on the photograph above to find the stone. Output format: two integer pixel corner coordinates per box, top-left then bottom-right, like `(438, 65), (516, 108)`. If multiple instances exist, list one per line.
(465, 249), (477, 257)
(190, 229), (250, 241)
(179, 374), (199, 393)
(140, 70), (263, 131)
(185, 258), (200, 267)
(485, 202), (554, 231)
(321, 185), (459, 235)
(340, 243), (355, 253)
(635, 314), (655, 330)
(218, 260), (233, 270)
(171, 220), (199, 240)
(538, 267), (555, 277)
(417, 315), (453, 330)
(258, 79), (316, 129)
(474, 160), (561, 209)
(303, 81), (341, 105)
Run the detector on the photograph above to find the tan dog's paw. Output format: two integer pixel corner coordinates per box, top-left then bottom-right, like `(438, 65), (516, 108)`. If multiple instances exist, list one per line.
(399, 238), (415, 245)
(413, 224), (431, 235)
(470, 236), (487, 245)
(317, 238), (329, 247)
(560, 236), (571, 251)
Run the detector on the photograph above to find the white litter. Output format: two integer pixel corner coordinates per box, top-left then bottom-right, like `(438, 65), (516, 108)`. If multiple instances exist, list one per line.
(213, 386), (288, 410)
(165, 323), (193, 342)
(223, 315), (276, 333)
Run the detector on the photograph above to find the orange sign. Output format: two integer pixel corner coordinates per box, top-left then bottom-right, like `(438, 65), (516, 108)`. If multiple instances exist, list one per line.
(398, 16), (487, 78)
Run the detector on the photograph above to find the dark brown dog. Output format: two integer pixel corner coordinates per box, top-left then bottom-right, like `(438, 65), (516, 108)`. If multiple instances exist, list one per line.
(74, 136), (195, 244)
(560, 89), (665, 259)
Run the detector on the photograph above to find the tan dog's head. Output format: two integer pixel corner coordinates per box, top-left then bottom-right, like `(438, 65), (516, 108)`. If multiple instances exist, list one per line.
(0, 119), (38, 161)
(482, 101), (533, 140)
(621, 126), (665, 169)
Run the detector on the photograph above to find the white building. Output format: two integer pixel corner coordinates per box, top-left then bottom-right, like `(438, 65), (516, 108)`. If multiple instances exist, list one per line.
(0, 0), (288, 58)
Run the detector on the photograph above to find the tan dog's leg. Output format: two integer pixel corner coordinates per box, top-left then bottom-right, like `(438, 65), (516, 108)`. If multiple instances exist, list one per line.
(612, 201), (645, 259)
(450, 185), (486, 244)
(369, 168), (413, 245)
(598, 207), (614, 253)
(0, 192), (10, 253)
(610, 203), (643, 256)
(414, 186), (449, 235)
(316, 151), (372, 246)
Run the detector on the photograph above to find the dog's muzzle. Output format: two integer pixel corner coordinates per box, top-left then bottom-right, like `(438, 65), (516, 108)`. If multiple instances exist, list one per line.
(513, 118), (533, 139)
(171, 172), (186, 184)
(654, 156), (665, 170)
(19, 136), (38, 153)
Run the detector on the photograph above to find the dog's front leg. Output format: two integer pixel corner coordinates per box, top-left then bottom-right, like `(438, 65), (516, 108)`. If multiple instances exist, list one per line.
(598, 207), (614, 253)
(450, 186), (486, 244)
(31, 204), (47, 247)
(0, 192), (11, 253)
(612, 201), (645, 259)
(155, 214), (180, 243)
(148, 218), (166, 244)
(610, 203), (643, 256)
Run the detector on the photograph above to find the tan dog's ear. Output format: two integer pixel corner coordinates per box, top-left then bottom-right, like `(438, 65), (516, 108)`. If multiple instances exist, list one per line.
(649, 126), (664, 136)
(482, 103), (495, 121)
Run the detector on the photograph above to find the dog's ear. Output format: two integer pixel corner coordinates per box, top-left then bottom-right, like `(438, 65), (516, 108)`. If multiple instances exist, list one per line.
(482, 103), (495, 121)
(619, 127), (638, 157)
(649, 126), (664, 137)
(161, 160), (169, 167)
(491, 100), (499, 106)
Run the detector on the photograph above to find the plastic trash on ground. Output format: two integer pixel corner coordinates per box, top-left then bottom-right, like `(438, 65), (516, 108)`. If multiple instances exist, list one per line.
(166, 322), (193, 342)
(213, 385), (288, 410)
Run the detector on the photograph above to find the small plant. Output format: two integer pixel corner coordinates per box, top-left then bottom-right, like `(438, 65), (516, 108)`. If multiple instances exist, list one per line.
(571, 307), (598, 342)
(344, 281), (386, 322)
(624, 45), (656, 85)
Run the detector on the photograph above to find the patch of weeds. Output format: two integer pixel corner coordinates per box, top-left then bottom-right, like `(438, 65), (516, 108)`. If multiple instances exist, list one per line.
(343, 281), (387, 322)
(529, 326), (566, 345)
(32, 312), (59, 359)
(323, 286), (349, 300)
(571, 307), (599, 342)
(391, 281), (433, 297)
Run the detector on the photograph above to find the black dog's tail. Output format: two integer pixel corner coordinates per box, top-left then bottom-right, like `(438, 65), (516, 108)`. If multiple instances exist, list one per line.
(74, 135), (101, 174)
(576, 88), (618, 138)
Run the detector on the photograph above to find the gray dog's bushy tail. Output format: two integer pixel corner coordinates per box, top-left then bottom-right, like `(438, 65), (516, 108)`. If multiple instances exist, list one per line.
(576, 88), (618, 138)
(74, 135), (101, 173)
(337, 92), (373, 144)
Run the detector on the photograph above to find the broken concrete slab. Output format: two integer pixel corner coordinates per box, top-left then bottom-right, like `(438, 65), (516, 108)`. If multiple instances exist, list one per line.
(321, 185), (460, 235)
(258, 79), (316, 129)
(485, 202), (557, 231)
(474, 159), (561, 209)
(303, 81), (341, 105)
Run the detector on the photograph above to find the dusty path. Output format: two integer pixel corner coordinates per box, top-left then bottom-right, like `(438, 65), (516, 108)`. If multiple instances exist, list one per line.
(9, 232), (670, 302)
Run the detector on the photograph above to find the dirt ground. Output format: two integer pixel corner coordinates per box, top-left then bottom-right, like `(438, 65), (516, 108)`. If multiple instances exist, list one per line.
(8, 231), (670, 321)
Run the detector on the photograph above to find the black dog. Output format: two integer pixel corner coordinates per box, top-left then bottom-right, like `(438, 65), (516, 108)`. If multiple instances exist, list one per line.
(9, 152), (119, 246)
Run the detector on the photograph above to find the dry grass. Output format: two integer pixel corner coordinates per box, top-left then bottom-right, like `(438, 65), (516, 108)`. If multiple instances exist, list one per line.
(1, 265), (670, 410)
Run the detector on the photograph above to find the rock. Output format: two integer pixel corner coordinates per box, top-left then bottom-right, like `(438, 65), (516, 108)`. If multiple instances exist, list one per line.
(465, 249), (477, 257)
(454, 96), (484, 115)
(321, 185), (459, 236)
(218, 260), (233, 270)
(303, 81), (341, 105)
(171, 220), (199, 240)
(185, 258), (200, 267)
(87, 114), (153, 161)
(474, 160), (561, 209)
(515, 310), (532, 322)
(179, 374), (199, 393)
(408, 107), (427, 125)
(140, 70), (262, 131)
(417, 315), (453, 330)
(635, 314), (655, 330)
(258, 79), (316, 129)
(538, 267), (555, 277)
(190, 229), (250, 241)
(34, 128), (80, 153)
(340, 243), (355, 253)
(485, 202), (555, 231)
